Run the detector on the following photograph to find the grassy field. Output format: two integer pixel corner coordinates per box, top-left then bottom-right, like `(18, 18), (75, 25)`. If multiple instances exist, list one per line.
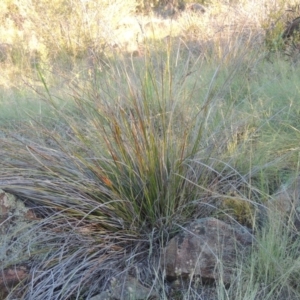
(1, 0), (300, 299)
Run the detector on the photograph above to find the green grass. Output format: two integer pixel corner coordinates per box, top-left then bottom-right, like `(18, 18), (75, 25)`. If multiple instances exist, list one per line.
(1, 2), (300, 298)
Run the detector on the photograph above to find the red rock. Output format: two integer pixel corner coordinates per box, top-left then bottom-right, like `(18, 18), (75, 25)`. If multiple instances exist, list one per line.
(161, 217), (253, 284)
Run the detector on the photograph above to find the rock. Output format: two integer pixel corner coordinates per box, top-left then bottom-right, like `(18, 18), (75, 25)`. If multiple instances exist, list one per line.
(268, 175), (300, 229)
(0, 266), (30, 297)
(0, 189), (37, 297)
(90, 276), (158, 300)
(0, 189), (37, 223)
(269, 176), (300, 214)
(161, 217), (253, 284)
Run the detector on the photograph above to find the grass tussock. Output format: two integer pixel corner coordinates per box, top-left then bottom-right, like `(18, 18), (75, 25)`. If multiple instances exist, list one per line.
(1, 0), (300, 299)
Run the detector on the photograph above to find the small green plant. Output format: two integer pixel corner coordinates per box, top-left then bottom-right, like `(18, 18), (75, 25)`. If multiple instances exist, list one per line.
(221, 197), (254, 226)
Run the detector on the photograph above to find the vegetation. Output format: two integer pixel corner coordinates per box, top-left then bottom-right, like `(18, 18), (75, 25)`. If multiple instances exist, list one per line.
(1, 0), (300, 299)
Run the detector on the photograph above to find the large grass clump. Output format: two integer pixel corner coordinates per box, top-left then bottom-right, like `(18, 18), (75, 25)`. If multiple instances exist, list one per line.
(0, 39), (262, 299)
(1, 0), (300, 299)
